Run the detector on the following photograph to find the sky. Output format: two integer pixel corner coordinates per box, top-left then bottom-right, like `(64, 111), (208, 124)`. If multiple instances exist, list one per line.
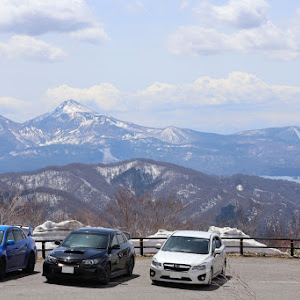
(0, 0), (300, 134)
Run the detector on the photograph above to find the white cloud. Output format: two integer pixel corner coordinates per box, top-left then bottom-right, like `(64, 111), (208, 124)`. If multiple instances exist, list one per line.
(0, 0), (109, 43)
(194, 0), (269, 29)
(44, 72), (300, 111)
(0, 97), (33, 122)
(3, 73), (300, 132)
(68, 23), (110, 43)
(45, 83), (124, 111)
(0, 35), (66, 61)
(168, 0), (300, 60)
(168, 22), (300, 60)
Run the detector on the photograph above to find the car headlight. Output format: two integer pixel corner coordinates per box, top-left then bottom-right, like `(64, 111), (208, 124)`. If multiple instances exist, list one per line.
(192, 262), (207, 271)
(151, 258), (162, 268)
(82, 258), (104, 265)
(45, 255), (58, 264)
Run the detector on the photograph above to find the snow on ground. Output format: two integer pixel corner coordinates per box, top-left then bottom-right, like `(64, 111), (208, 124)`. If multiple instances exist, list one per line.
(208, 226), (286, 255)
(33, 220), (84, 257)
(33, 221), (286, 257)
(131, 227), (286, 255)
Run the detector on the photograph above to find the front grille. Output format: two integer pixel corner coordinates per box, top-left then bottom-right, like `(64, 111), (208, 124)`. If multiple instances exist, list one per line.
(163, 263), (191, 272)
(160, 276), (192, 281)
(58, 259), (82, 265)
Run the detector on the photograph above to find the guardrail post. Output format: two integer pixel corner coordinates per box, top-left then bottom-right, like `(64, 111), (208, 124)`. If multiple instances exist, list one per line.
(240, 238), (244, 255)
(291, 240), (294, 257)
(140, 238), (144, 256)
(42, 242), (46, 259)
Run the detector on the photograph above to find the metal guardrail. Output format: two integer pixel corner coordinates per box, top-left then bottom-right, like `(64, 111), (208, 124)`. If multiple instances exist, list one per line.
(35, 237), (300, 259)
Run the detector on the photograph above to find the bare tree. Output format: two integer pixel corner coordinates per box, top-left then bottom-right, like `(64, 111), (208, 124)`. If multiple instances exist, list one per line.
(0, 189), (24, 224)
(105, 188), (188, 236)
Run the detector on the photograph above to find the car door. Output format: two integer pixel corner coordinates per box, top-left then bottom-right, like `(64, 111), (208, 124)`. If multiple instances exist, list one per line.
(12, 229), (28, 267)
(5, 229), (18, 269)
(212, 237), (223, 275)
(110, 233), (122, 273)
(116, 233), (129, 271)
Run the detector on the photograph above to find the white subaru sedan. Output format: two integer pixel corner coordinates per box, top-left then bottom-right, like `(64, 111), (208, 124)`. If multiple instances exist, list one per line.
(150, 230), (226, 285)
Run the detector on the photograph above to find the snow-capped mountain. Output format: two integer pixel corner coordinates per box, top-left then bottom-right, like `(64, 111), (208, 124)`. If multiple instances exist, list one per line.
(0, 100), (299, 175)
(1, 158), (299, 236)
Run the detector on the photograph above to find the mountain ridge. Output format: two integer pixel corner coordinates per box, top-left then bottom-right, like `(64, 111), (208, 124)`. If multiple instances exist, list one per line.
(0, 100), (299, 175)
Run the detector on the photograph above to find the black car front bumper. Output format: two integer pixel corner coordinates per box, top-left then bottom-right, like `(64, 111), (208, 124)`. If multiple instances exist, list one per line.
(43, 261), (106, 281)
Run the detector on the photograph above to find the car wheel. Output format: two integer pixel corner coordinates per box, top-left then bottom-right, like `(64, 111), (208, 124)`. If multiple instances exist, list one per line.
(126, 256), (134, 276)
(45, 275), (56, 283)
(206, 269), (213, 286)
(101, 263), (111, 285)
(0, 258), (6, 280)
(24, 252), (35, 273)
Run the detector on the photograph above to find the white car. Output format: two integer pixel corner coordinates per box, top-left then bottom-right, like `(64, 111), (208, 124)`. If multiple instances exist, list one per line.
(150, 230), (226, 285)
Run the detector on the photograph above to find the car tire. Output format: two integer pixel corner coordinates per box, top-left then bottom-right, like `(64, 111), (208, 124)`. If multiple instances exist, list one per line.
(100, 263), (111, 285)
(151, 280), (160, 285)
(126, 256), (134, 276)
(45, 275), (56, 283)
(24, 252), (35, 273)
(0, 258), (6, 281)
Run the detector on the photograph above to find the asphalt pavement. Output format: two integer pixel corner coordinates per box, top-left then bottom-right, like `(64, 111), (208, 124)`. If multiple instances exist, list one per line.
(0, 257), (299, 300)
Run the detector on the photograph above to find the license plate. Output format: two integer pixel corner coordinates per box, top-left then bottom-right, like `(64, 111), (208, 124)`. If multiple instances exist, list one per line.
(61, 266), (74, 274)
(169, 272), (182, 279)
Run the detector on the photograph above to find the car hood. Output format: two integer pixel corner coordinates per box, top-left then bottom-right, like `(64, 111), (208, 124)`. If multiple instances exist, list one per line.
(51, 247), (107, 260)
(154, 250), (210, 266)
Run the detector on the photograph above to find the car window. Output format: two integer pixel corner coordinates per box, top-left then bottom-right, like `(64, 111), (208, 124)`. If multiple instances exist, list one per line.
(122, 233), (128, 242)
(6, 230), (14, 242)
(215, 237), (222, 248)
(62, 233), (108, 249)
(111, 235), (119, 247)
(162, 236), (209, 254)
(117, 233), (125, 245)
(13, 229), (25, 242)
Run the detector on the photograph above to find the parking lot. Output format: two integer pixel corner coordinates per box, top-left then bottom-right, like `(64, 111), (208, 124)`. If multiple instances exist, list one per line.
(0, 257), (299, 300)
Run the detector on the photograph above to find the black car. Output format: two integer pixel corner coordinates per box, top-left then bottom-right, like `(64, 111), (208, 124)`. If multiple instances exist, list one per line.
(42, 227), (135, 284)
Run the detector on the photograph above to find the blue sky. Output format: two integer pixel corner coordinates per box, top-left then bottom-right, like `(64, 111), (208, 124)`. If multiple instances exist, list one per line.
(0, 0), (300, 134)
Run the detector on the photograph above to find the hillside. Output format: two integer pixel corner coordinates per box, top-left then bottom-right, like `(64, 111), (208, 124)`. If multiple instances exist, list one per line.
(1, 159), (299, 236)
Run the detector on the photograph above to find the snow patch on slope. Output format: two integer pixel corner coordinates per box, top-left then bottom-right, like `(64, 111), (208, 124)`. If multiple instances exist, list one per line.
(293, 127), (300, 141)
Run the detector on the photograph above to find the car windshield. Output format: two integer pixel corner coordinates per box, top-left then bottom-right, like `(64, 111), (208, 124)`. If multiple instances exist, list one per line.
(0, 230), (3, 244)
(162, 236), (210, 254)
(61, 233), (109, 249)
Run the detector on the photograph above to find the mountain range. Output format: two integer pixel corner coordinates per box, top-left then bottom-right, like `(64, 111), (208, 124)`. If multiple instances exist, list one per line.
(0, 99), (299, 176)
(1, 158), (299, 236)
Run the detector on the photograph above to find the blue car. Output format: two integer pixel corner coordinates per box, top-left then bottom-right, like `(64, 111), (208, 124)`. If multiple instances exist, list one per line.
(0, 225), (37, 280)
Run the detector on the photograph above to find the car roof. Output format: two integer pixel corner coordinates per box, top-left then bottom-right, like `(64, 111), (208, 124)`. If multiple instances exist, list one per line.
(172, 230), (215, 239)
(0, 225), (19, 231)
(73, 227), (121, 234)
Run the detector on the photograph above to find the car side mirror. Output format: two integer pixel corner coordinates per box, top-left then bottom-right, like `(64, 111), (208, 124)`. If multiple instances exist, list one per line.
(28, 226), (33, 236)
(214, 248), (221, 256)
(155, 243), (162, 249)
(54, 240), (61, 246)
(112, 244), (121, 250)
(7, 240), (15, 245)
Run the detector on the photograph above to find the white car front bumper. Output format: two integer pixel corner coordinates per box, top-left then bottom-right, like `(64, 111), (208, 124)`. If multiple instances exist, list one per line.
(150, 264), (211, 285)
